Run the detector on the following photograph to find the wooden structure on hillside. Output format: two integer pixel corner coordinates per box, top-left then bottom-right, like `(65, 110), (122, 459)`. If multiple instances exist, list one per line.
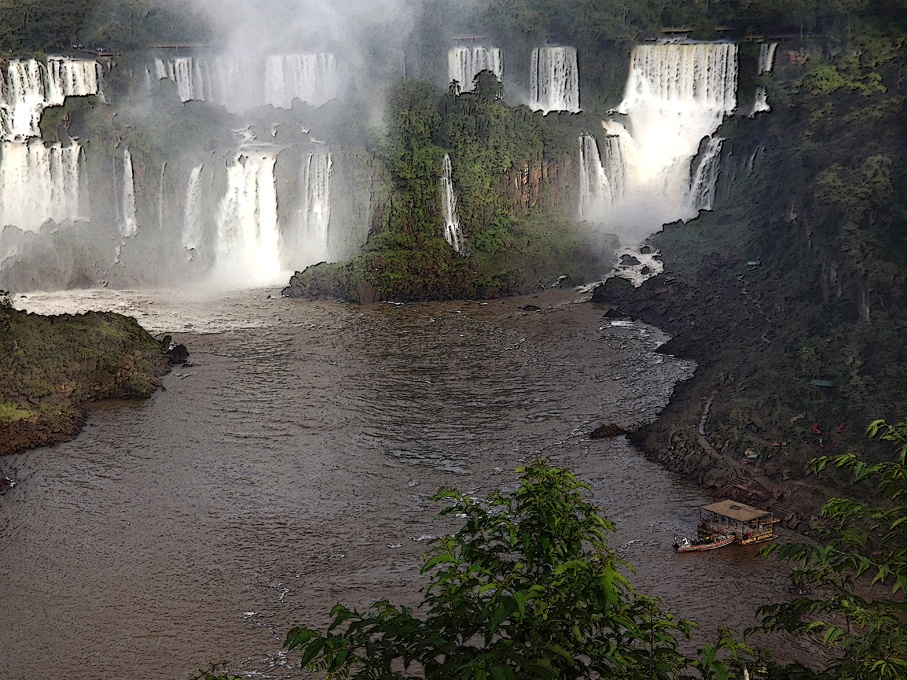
(698, 499), (776, 545)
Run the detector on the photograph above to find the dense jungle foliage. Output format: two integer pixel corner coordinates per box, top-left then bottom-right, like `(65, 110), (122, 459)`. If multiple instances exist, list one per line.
(285, 74), (614, 301)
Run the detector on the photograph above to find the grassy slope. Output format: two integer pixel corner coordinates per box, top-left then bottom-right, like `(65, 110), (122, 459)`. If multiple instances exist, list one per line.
(0, 307), (170, 455)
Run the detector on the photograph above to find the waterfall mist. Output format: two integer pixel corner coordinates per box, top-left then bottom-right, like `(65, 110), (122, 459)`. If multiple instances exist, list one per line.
(0, 2), (766, 295)
(0, 0), (434, 293)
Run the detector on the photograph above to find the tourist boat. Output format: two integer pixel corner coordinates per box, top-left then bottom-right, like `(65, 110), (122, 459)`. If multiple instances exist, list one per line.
(697, 499), (777, 545)
(672, 533), (735, 552)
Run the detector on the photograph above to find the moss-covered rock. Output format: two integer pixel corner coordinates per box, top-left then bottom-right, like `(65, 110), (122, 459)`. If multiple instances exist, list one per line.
(0, 305), (170, 455)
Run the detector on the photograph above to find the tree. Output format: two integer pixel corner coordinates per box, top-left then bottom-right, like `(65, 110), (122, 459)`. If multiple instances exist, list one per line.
(282, 461), (751, 679)
(757, 418), (907, 679)
(473, 70), (504, 104)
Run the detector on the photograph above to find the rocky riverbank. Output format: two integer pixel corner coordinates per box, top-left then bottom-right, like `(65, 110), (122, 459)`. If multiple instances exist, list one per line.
(591, 274), (830, 533)
(0, 305), (175, 456)
(591, 216), (903, 533)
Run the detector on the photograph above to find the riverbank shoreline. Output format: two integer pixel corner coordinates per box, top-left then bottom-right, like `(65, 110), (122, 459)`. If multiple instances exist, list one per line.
(590, 271), (831, 535)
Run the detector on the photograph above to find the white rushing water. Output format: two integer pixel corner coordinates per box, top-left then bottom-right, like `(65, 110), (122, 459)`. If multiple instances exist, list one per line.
(441, 154), (465, 253)
(0, 58), (98, 241)
(0, 140), (83, 231)
(119, 148), (138, 238)
(530, 46), (580, 113)
(182, 165), (205, 253)
(578, 133), (626, 219)
(151, 54), (339, 111)
(0, 57), (102, 140)
(448, 47), (503, 91)
(579, 42), (738, 246)
(751, 42), (778, 116)
(687, 135), (725, 211)
(212, 150), (283, 286)
(296, 152), (333, 264)
(157, 162), (167, 232)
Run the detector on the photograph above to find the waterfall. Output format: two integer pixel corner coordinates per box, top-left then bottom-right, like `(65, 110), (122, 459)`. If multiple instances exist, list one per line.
(579, 134), (612, 219)
(602, 134), (626, 201)
(0, 140), (82, 231)
(596, 42), (737, 241)
(158, 162), (167, 231)
(120, 148), (138, 238)
(530, 47), (579, 113)
(441, 154), (464, 253)
(0, 58), (102, 140)
(46, 57), (104, 102)
(687, 136), (724, 211)
(617, 43), (737, 119)
(182, 165), (205, 253)
(296, 152), (333, 264)
(751, 42), (778, 116)
(151, 54), (339, 111)
(758, 43), (778, 75)
(578, 133), (626, 220)
(153, 57), (211, 103)
(208, 57), (261, 113)
(213, 150), (283, 286)
(448, 47), (503, 91)
(264, 54), (338, 108)
(1, 60), (50, 140)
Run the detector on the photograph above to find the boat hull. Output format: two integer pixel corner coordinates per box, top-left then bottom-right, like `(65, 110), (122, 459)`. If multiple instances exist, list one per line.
(672, 534), (734, 552)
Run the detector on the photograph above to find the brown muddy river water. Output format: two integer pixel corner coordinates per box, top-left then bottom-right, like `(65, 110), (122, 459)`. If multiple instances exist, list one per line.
(1, 288), (814, 678)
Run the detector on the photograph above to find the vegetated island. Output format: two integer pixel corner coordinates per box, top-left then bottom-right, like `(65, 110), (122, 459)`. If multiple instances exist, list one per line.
(0, 296), (174, 456)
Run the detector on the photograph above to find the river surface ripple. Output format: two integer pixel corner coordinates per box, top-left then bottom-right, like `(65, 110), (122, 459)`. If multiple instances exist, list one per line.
(0, 289), (813, 678)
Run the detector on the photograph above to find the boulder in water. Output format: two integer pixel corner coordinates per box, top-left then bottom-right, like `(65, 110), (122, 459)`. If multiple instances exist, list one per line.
(590, 423), (628, 439)
(167, 343), (190, 365)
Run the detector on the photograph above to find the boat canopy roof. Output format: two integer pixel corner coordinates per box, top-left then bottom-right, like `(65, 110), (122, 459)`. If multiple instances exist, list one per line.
(701, 500), (771, 522)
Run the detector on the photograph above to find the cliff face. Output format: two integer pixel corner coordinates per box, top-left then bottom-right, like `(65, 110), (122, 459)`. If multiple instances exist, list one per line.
(592, 39), (907, 529)
(499, 155), (576, 217)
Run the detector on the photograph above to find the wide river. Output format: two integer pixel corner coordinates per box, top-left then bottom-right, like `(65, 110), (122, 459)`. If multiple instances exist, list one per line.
(0, 287), (812, 678)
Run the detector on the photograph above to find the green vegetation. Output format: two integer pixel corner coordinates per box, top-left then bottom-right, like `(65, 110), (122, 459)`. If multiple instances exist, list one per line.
(757, 419), (907, 679)
(288, 76), (612, 302)
(279, 462), (750, 679)
(0, 0), (209, 52)
(0, 305), (169, 454)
